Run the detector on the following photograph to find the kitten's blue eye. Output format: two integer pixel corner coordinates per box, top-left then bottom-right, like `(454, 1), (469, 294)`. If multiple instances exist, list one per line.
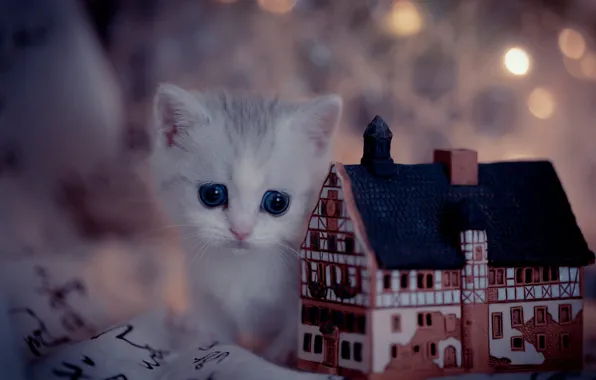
(261, 190), (290, 216)
(198, 183), (228, 208)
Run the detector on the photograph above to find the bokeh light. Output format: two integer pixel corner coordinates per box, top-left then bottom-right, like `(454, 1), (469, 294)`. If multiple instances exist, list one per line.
(558, 28), (586, 60)
(580, 52), (596, 80)
(527, 87), (555, 120)
(384, 1), (423, 37)
(503, 47), (531, 76)
(257, 0), (297, 14)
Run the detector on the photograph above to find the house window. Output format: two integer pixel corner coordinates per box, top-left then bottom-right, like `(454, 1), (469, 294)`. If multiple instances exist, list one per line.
(308, 262), (325, 283)
(413, 345), (420, 353)
(560, 333), (570, 350)
(428, 342), (437, 357)
(390, 344), (398, 358)
(400, 273), (409, 289)
(344, 236), (354, 253)
(331, 311), (344, 329)
(496, 269), (504, 285)
(516, 267), (559, 284)
(320, 308), (330, 323)
(320, 200), (327, 217)
(417, 273), (434, 289)
(303, 333), (312, 352)
(443, 271), (459, 289)
(542, 266), (560, 282)
(559, 304), (571, 324)
(314, 335), (323, 354)
(345, 313), (355, 332)
(327, 235), (337, 252)
(536, 334), (546, 351)
(492, 312), (503, 339)
(426, 273), (434, 288)
(392, 315), (401, 332)
(340, 341), (350, 360)
(525, 268), (533, 283)
(356, 315), (366, 333)
(308, 307), (319, 325)
(511, 307), (523, 327)
(354, 343), (363, 362)
(474, 245), (483, 261)
(383, 274), (392, 290)
(511, 336), (525, 351)
(417, 312), (432, 327)
(310, 232), (320, 250)
(488, 269), (505, 286)
(535, 306), (546, 325)
(301, 305), (307, 324)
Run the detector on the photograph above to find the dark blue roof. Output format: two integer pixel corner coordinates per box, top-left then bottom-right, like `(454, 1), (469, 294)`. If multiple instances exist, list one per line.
(344, 161), (595, 269)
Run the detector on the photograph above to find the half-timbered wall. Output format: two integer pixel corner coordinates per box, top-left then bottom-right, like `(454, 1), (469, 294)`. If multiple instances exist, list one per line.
(374, 269), (462, 308)
(488, 299), (583, 367)
(300, 165), (371, 307)
(370, 306), (462, 373)
(487, 266), (581, 303)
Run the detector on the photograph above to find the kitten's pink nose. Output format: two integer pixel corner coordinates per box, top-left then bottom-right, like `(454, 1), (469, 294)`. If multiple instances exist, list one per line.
(230, 228), (251, 241)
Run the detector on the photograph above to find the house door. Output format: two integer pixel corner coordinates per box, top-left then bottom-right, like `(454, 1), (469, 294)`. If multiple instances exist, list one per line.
(323, 336), (338, 367)
(321, 325), (339, 368)
(444, 346), (456, 368)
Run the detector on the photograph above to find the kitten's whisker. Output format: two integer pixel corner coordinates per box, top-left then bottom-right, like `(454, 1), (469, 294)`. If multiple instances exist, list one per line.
(274, 242), (301, 275)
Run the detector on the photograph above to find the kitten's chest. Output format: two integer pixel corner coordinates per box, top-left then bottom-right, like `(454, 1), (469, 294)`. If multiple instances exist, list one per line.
(194, 253), (298, 328)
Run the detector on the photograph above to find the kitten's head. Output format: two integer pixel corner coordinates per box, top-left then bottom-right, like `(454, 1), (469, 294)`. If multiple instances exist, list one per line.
(150, 84), (342, 255)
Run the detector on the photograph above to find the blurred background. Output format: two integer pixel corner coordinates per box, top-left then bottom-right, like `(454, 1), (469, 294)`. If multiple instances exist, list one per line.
(78, 0), (596, 245)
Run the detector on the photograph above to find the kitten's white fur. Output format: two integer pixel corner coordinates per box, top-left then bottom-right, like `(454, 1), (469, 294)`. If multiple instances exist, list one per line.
(149, 84), (342, 364)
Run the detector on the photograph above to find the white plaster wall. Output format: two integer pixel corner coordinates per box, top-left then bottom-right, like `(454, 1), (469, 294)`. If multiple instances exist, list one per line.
(338, 332), (369, 372)
(488, 299), (583, 365)
(297, 324), (324, 363)
(371, 306), (461, 373)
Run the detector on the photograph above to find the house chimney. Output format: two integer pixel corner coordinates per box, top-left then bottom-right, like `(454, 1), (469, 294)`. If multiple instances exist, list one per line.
(433, 149), (478, 186)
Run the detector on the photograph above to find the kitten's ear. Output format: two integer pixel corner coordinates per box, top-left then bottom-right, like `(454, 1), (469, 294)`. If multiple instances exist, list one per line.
(293, 94), (342, 156)
(153, 83), (209, 149)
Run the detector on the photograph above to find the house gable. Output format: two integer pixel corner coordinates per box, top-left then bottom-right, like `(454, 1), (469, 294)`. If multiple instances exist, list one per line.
(299, 163), (377, 307)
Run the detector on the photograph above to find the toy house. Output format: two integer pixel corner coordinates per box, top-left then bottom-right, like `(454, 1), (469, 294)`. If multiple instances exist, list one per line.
(296, 115), (594, 380)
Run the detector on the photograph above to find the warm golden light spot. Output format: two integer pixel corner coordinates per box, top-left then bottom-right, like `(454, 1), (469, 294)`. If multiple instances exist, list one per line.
(563, 56), (584, 79)
(558, 28), (586, 60)
(257, 0), (296, 14)
(503, 48), (531, 76)
(580, 52), (596, 80)
(527, 87), (555, 120)
(384, 1), (423, 37)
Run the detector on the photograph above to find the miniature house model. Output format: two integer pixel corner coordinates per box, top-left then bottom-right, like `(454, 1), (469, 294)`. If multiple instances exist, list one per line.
(297, 115), (594, 380)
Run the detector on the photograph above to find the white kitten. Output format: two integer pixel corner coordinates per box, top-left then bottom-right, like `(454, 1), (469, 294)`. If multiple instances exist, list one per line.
(149, 84), (342, 365)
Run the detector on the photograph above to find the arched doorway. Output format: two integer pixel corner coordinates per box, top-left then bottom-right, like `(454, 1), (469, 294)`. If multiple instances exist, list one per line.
(444, 345), (457, 368)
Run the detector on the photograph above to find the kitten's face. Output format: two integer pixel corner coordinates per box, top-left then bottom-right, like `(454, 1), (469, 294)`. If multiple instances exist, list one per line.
(150, 85), (342, 255)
